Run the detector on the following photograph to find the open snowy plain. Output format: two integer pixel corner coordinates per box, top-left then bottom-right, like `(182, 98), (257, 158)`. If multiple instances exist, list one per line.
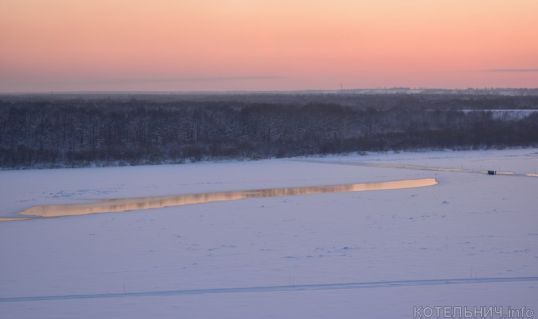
(1, 149), (537, 318)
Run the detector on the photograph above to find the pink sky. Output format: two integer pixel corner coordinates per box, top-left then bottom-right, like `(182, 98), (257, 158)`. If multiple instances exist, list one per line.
(1, 0), (537, 92)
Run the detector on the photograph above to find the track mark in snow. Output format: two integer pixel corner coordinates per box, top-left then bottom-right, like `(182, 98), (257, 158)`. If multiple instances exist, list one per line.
(0, 217), (30, 222)
(1, 276), (537, 303)
(298, 159), (538, 178)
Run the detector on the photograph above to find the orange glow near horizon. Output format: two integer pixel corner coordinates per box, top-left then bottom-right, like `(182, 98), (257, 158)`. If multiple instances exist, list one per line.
(1, 0), (537, 92)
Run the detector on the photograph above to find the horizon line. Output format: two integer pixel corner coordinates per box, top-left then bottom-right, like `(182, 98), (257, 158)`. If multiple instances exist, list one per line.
(2, 87), (538, 96)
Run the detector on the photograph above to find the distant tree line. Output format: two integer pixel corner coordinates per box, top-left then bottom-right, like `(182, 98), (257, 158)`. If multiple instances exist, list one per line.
(0, 94), (537, 168)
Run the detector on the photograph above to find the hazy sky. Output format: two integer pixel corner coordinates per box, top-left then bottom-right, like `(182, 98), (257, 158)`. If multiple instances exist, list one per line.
(1, 0), (537, 92)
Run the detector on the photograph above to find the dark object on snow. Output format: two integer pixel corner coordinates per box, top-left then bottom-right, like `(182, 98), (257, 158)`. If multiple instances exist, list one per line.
(488, 170), (497, 175)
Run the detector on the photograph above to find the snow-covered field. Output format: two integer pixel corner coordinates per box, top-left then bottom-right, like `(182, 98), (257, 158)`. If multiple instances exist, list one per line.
(1, 149), (537, 318)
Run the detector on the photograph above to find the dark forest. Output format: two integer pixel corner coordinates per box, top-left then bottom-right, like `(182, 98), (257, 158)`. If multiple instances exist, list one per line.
(1, 92), (537, 168)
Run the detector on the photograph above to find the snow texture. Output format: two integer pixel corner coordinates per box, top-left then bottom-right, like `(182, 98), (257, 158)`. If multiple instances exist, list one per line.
(1, 148), (537, 318)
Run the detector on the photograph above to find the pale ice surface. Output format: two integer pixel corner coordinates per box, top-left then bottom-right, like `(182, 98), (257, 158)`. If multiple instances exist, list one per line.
(0, 148), (537, 318)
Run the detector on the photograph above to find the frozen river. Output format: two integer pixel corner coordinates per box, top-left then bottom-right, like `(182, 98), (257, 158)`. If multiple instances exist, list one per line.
(0, 148), (537, 318)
